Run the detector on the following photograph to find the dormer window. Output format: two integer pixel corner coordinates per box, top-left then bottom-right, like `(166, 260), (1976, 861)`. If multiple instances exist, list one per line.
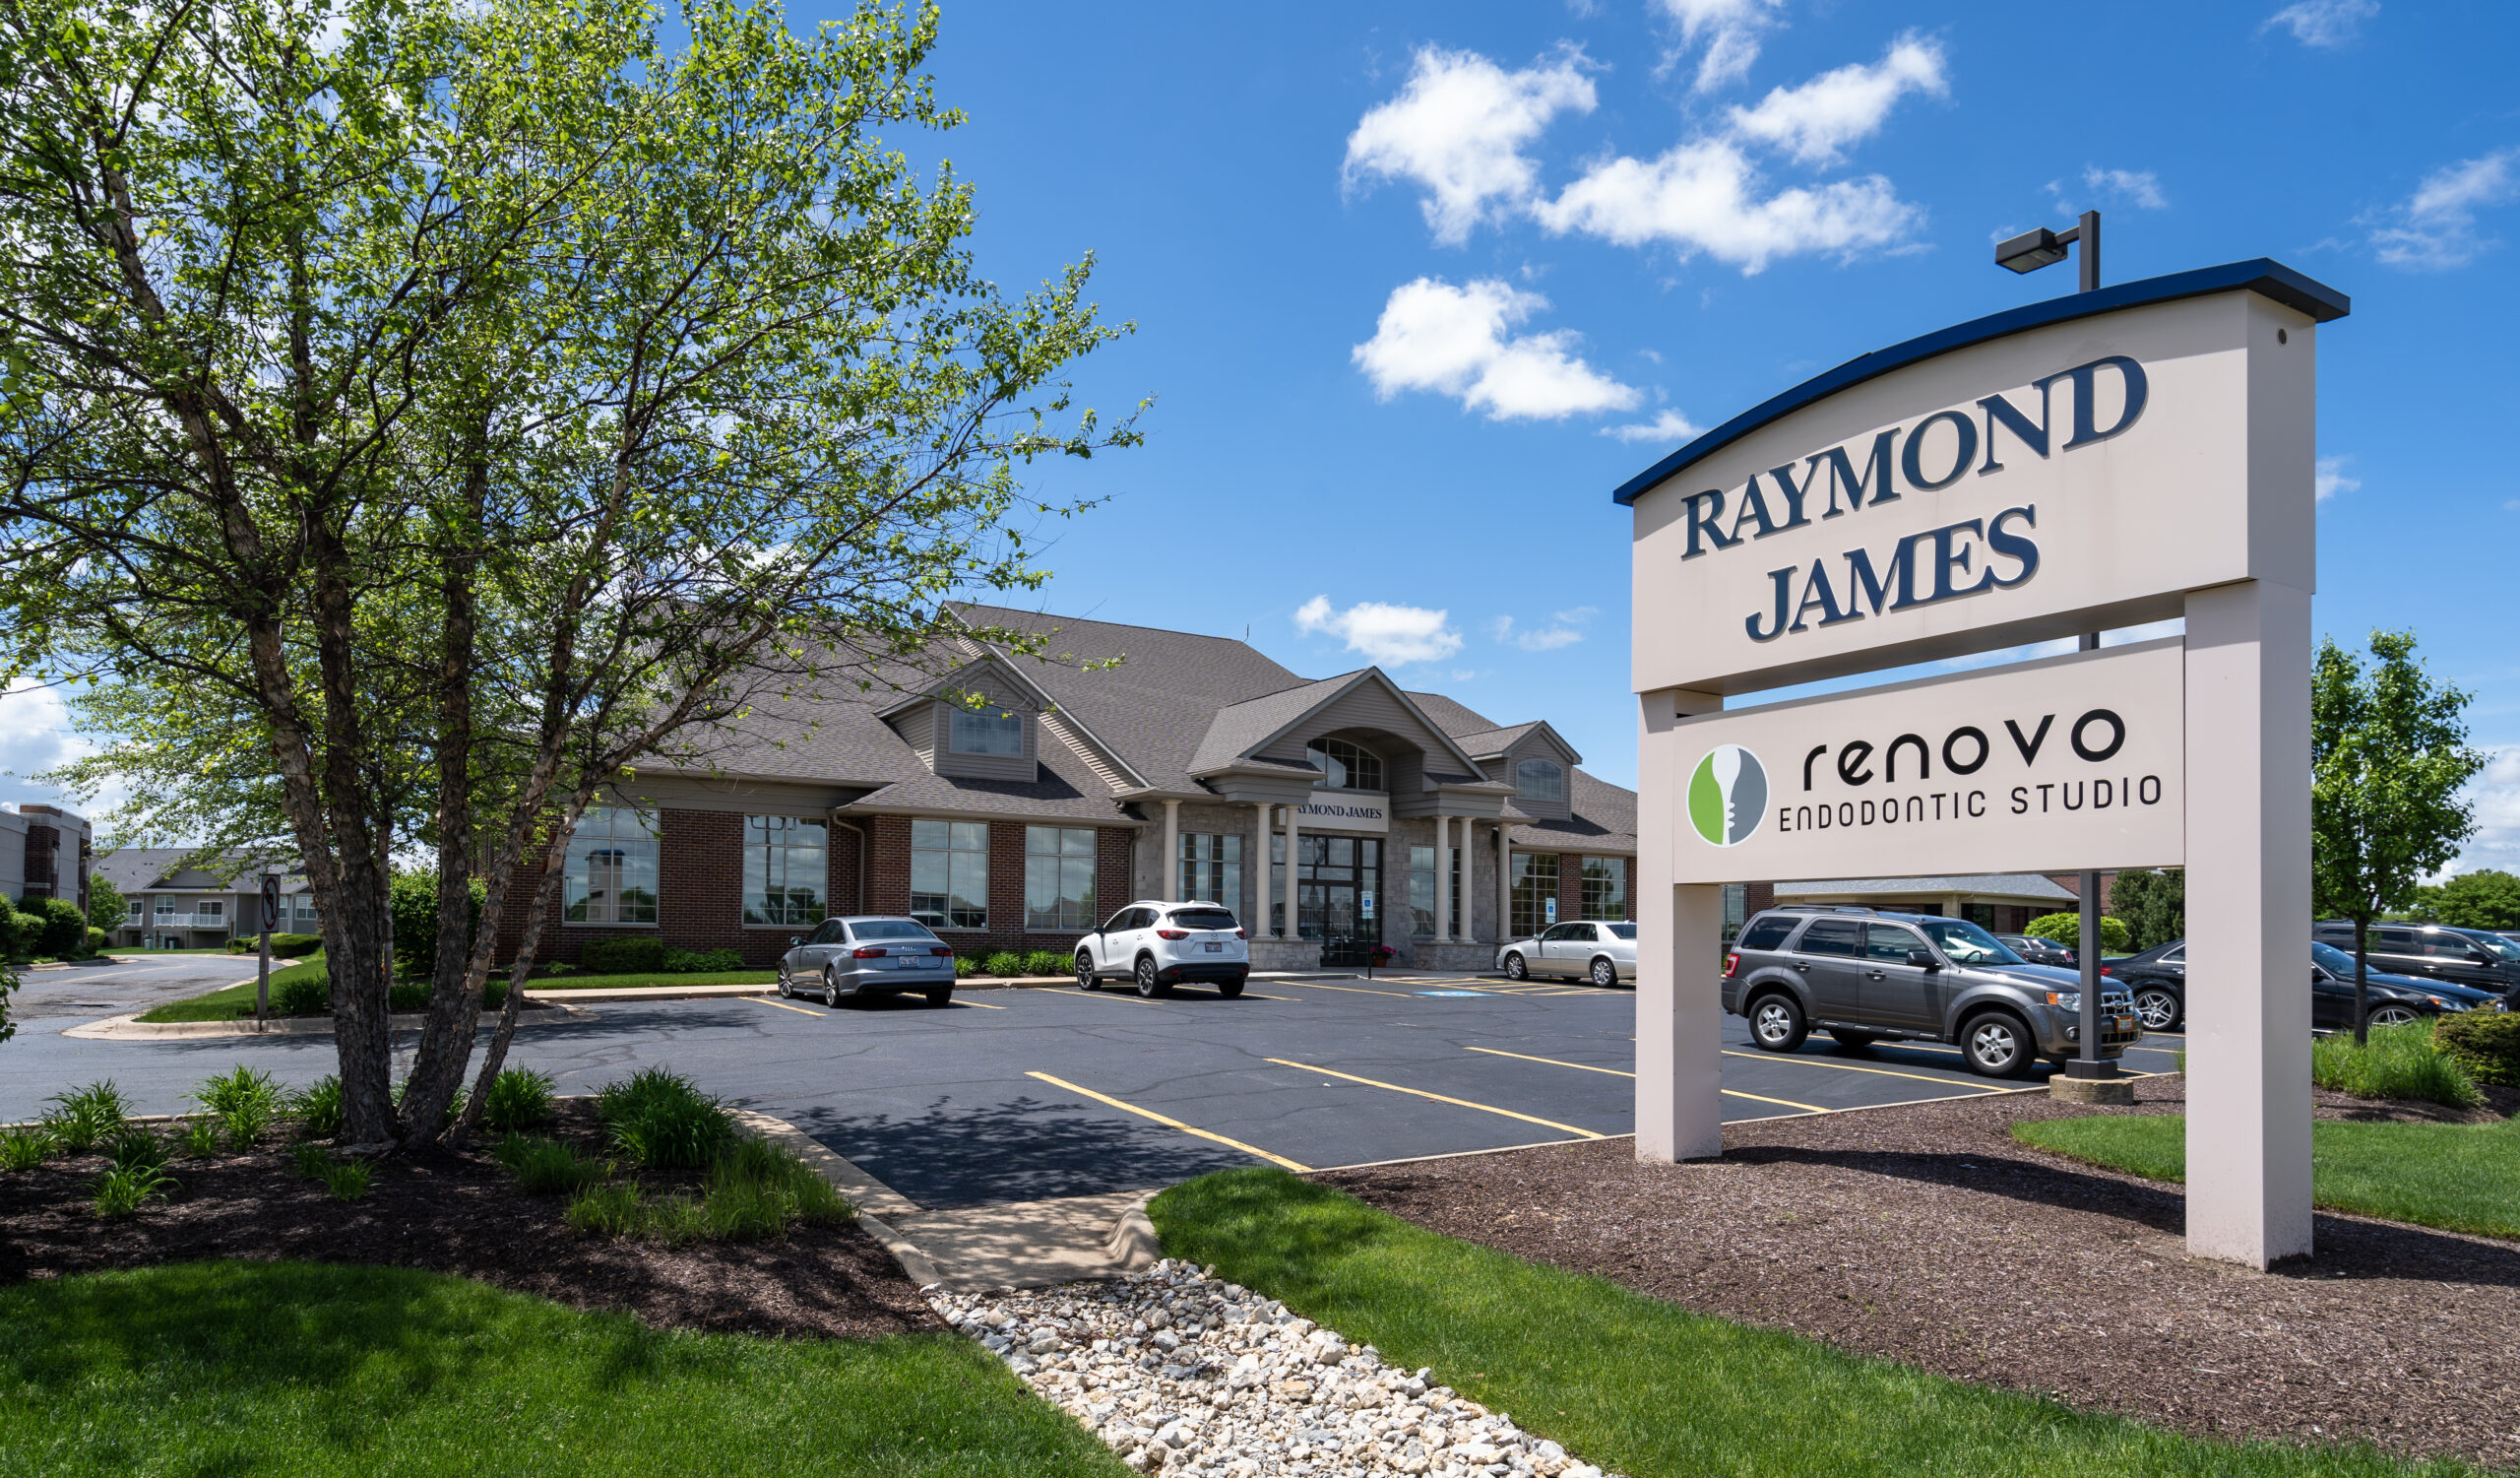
(949, 705), (1026, 756)
(1306, 738), (1384, 792)
(1516, 757), (1565, 803)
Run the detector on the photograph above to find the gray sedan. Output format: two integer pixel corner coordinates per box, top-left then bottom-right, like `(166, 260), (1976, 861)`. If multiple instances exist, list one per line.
(779, 915), (957, 1006)
(1495, 921), (1637, 987)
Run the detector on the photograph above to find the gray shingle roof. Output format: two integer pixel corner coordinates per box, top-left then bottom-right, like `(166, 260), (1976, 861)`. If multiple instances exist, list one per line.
(1402, 690), (1635, 855)
(90, 848), (306, 893)
(1775, 874), (2078, 901)
(1187, 675), (1357, 775)
(1450, 721), (1541, 758)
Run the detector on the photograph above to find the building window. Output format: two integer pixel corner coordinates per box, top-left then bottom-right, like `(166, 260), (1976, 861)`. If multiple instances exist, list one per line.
(155, 898), (178, 918)
(1723, 883), (1748, 942)
(564, 806), (661, 924)
(1516, 757), (1565, 803)
(1962, 901), (1997, 929)
(948, 704), (1026, 756)
(743, 815), (828, 926)
(1407, 845), (1461, 938)
(198, 900), (224, 920)
(126, 900), (143, 920)
(1580, 857), (1626, 921)
(1178, 833), (1241, 908)
(911, 820), (989, 931)
(1510, 852), (1560, 937)
(1305, 738), (1384, 792)
(1272, 833), (1381, 940)
(1025, 826), (1097, 931)
(292, 898), (320, 928)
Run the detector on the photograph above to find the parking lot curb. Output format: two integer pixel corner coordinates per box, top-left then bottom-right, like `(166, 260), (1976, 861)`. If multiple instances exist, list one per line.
(63, 1001), (588, 1042)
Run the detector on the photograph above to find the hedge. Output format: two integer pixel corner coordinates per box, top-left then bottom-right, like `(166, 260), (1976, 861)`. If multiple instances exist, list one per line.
(2435, 1010), (2520, 1088)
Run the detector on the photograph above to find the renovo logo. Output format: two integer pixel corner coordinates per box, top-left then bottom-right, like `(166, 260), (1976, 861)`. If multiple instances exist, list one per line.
(1688, 744), (1768, 847)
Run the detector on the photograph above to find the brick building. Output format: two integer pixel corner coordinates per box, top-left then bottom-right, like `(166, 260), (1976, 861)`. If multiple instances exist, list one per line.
(0, 803), (91, 914)
(496, 605), (1638, 972)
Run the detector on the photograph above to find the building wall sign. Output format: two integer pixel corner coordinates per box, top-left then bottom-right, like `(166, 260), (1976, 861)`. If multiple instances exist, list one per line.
(1668, 639), (2184, 882)
(1297, 793), (1390, 834)
(1631, 291), (2315, 695)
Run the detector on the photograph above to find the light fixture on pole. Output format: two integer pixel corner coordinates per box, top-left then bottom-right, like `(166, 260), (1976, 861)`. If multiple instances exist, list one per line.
(1994, 209), (2101, 292)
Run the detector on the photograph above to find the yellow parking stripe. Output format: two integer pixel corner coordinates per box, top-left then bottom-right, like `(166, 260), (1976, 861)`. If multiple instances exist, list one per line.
(1280, 979), (1417, 998)
(1725, 1088), (1829, 1113)
(749, 996), (826, 1018)
(1026, 1071), (1310, 1172)
(1720, 1048), (2007, 1091)
(956, 999), (1007, 1009)
(1265, 1057), (1605, 1138)
(1466, 1045), (1632, 1077)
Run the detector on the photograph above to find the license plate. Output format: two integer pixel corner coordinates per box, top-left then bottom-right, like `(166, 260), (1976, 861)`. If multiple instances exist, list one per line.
(894, 956), (926, 970)
(2116, 1015), (2140, 1032)
(1202, 942), (1225, 953)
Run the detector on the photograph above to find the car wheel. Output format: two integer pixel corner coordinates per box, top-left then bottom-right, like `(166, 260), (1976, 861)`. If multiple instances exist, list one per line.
(2366, 1003), (2421, 1028)
(1218, 975), (1245, 1000)
(2133, 986), (2181, 1032)
(1134, 956), (1167, 998)
(925, 986), (953, 1008)
(778, 967), (793, 998)
(1962, 1011), (2035, 1078)
(1589, 956), (1618, 989)
(1749, 993), (1807, 1052)
(1828, 1029), (1876, 1050)
(1504, 952), (1530, 981)
(823, 969), (842, 1008)
(1076, 951), (1100, 991)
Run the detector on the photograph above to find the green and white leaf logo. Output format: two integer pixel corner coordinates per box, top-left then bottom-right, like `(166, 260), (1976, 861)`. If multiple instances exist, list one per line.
(1687, 744), (1767, 848)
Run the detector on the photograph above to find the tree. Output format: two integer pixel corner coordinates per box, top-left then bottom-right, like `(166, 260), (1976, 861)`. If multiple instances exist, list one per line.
(2312, 631), (2485, 1043)
(85, 878), (123, 934)
(1, 0), (1133, 1147)
(2419, 869), (2520, 932)
(2026, 912), (2129, 953)
(2110, 868), (2185, 951)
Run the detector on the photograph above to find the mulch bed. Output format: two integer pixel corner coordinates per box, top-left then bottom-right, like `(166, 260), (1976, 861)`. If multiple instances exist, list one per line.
(0, 1100), (943, 1341)
(1320, 1074), (2520, 1470)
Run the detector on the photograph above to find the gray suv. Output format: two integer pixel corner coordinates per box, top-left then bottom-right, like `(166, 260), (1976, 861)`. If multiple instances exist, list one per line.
(1723, 907), (2140, 1077)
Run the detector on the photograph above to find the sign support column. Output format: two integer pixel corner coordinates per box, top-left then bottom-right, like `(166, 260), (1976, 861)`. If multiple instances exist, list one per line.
(1636, 685), (1726, 1164)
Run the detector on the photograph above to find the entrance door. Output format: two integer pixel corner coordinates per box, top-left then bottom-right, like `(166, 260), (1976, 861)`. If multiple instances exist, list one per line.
(1289, 834), (1382, 960)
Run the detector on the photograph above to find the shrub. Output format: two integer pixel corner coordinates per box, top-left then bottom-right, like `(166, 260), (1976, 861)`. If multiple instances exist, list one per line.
(0, 899), (43, 960)
(2311, 1019), (2483, 1108)
(43, 1081), (131, 1152)
(980, 950), (1027, 978)
(709, 1135), (853, 1232)
(2434, 1010), (2520, 1088)
(479, 1068), (555, 1132)
(287, 1076), (346, 1140)
(292, 1142), (333, 1181)
(85, 926), (106, 954)
(274, 974), (331, 1016)
(388, 982), (426, 1013)
(93, 1163), (174, 1218)
(32, 896), (89, 958)
(269, 932), (323, 959)
(581, 936), (667, 976)
(195, 1064), (283, 1149)
(566, 1182), (644, 1237)
(320, 1160), (372, 1201)
(389, 870), (484, 980)
(107, 1128), (170, 1172)
(662, 946), (745, 973)
(1023, 949), (1068, 978)
(177, 1117), (224, 1159)
(1, 1125), (56, 1171)
(2024, 912), (2131, 953)
(953, 954), (979, 980)
(597, 1066), (732, 1170)
(494, 1132), (608, 1195)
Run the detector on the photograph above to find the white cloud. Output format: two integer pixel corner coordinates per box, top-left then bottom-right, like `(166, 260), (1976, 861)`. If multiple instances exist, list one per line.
(2451, 744), (2520, 874)
(2315, 455), (2361, 501)
(1724, 34), (1947, 166)
(1294, 597), (1464, 667)
(1603, 408), (1706, 444)
(1654, 0), (1785, 92)
(2083, 166), (2168, 210)
(1353, 277), (1641, 419)
(2366, 149), (2518, 270)
(1492, 606), (1600, 652)
(1343, 45), (1597, 246)
(2260, 0), (2378, 48)
(1538, 140), (1922, 273)
(1553, 606), (1601, 624)
(0, 678), (122, 822)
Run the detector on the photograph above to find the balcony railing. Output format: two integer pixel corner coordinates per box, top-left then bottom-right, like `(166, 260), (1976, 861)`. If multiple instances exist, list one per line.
(144, 914), (232, 931)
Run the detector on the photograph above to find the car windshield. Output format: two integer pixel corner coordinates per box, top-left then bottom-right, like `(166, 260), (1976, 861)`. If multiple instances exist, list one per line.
(1168, 908), (1239, 932)
(2311, 941), (2359, 973)
(1606, 924), (1636, 940)
(850, 919), (940, 942)
(2472, 933), (2520, 962)
(1916, 919), (2024, 965)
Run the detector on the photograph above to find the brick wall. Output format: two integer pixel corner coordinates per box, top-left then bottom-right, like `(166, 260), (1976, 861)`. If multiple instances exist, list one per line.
(1557, 852), (1582, 924)
(1625, 857), (1638, 922)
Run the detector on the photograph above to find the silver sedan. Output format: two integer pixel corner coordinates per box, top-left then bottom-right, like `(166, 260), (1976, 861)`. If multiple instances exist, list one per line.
(779, 915), (957, 1006)
(1495, 921), (1637, 987)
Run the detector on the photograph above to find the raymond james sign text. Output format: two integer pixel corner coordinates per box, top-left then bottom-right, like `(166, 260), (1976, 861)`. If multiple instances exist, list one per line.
(1664, 638), (2185, 883)
(1296, 794), (1389, 834)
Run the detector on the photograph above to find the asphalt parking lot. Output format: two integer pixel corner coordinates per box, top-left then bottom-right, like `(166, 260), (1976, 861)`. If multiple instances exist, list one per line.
(0, 968), (2185, 1210)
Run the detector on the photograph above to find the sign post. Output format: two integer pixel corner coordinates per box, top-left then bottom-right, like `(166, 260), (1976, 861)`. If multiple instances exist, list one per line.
(256, 872), (279, 1028)
(1621, 260), (2346, 1268)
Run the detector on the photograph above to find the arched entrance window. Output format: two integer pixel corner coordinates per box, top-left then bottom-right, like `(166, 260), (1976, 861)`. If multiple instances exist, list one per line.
(1305, 739), (1384, 792)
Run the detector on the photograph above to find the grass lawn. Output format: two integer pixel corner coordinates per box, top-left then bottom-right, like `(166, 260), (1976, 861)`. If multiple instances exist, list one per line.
(2013, 1113), (2520, 1241)
(0, 1260), (1123, 1477)
(1150, 1168), (2482, 1478)
(133, 964), (775, 1023)
(529, 969), (776, 991)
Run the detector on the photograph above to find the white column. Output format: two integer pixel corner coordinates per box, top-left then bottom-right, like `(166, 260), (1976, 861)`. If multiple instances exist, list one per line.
(1283, 804), (1301, 940)
(1251, 803), (1272, 934)
(1161, 799), (1180, 902)
(2184, 579), (2314, 1267)
(1494, 825), (1511, 945)
(1432, 815), (1452, 944)
(1636, 684), (1728, 1165)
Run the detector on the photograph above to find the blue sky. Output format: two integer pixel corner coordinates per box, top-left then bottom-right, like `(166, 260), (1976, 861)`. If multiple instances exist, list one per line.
(7, 0), (2518, 869)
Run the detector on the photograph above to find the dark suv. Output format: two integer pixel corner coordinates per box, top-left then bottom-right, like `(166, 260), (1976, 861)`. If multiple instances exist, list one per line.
(1723, 907), (2140, 1078)
(2311, 922), (2520, 1009)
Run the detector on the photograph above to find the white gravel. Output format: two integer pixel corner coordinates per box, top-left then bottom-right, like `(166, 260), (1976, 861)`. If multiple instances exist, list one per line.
(926, 1259), (1620, 1478)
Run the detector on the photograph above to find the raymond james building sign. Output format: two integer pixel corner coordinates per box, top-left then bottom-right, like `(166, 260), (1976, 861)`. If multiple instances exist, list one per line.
(1295, 793), (1389, 834)
(1621, 260), (2349, 1272)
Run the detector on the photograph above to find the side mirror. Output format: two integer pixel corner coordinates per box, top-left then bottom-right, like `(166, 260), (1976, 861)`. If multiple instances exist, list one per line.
(788, 936), (801, 947)
(1907, 948), (1939, 970)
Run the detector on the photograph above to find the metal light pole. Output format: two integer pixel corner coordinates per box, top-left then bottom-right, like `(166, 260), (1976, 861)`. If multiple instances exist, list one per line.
(257, 871), (279, 1028)
(1996, 212), (2129, 1100)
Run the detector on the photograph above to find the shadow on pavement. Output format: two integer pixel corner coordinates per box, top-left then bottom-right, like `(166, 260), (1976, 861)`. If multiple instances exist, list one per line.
(783, 1094), (1253, 1211)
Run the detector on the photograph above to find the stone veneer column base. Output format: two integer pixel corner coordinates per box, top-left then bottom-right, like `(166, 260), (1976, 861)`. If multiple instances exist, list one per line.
(2048, 1074), (2137, 1105)
(1403, 941), (1496, 972)
(1247, 938), (1322, 972)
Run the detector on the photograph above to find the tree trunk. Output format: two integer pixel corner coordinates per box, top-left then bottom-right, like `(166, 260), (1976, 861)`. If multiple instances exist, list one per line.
(449, 824), (575, 1146)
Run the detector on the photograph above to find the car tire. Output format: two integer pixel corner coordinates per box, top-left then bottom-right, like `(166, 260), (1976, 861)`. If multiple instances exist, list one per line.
(823, 968), (843, 1008)
(925, 986), (953, 1008)
(1828, 1029), (1876, 1050)
(1134, 956), (1167, 998)
(1076, 951), (1100, 991)
(1589, 956), (1618, 989)
(2132, 985), (2182, 1033)
(2366, 1003), (2421, 1028)
(778, 968), (793, 998)
(1504, 952), (1530, 981)
(1748, 993), (1807, 1052)
(1219, 974), (1245, 1000)
(1962, 1011), (2035, 1078)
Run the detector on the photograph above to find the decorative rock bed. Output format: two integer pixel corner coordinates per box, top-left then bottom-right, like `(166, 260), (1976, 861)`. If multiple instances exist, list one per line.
(927, 1259), (1617, 1477)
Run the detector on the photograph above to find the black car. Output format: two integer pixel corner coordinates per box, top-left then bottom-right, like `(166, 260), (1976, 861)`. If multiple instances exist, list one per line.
(2310, 941), (2498, 1027)
(1997, 933), (2076, 968)
(2110, 939), (2190, 1031)
(2311, 921), (2520, 1009)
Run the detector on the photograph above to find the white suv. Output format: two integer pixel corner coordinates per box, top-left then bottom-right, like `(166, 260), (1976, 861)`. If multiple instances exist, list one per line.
(1076, 900), (1250, 997)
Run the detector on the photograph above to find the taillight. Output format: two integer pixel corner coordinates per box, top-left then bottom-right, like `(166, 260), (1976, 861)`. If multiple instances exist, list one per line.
(1157, 929), (1188, 940)
(1724, 952), (1739, 978)
(929, 945), (954, 956)
(852, 946), (886, 958)
(1233, 929), (1247, 939)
